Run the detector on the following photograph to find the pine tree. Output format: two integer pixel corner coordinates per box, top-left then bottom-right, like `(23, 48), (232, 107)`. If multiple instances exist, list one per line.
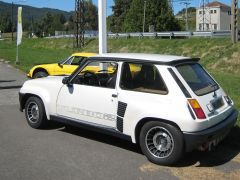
(123, 0), (143, 32)
(123, 0), (181, 32)
(109, 0), (132, 32)
(84, 0), (98, 30)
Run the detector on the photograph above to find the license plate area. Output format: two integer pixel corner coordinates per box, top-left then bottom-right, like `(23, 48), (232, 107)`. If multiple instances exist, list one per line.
(211, 97), (224, 110)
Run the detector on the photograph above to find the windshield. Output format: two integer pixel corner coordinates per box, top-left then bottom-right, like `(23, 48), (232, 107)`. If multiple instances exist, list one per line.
(58, 56), (71, 64)
(176, 63), (219, 96)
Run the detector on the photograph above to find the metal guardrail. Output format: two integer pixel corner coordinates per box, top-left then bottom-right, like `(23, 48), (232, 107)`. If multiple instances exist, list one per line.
(108, 31), (231, 38)
(46, 31), (231, 39)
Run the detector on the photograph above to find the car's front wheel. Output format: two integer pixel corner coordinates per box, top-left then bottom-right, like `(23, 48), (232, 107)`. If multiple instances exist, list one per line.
(33, 71), (48, 78)
(25, 96), (47, 129)
(139, 121), (184, 165)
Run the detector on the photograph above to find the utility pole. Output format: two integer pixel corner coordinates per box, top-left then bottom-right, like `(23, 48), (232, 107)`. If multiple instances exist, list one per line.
(181, 2), (190, 31)
(231, 0), (238, 43)
(75, 0), (85, 48)
(12, 2), (14, 41)
(202, 0), (205, 31)
(143, 0), (146, 33)
(199, 0), (211, 31)
(98, 0), (107, 54)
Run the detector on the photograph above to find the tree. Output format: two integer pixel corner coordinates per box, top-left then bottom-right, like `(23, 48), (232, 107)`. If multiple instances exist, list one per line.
(122, 0), (144, 32)
(52, 13), (66, 32)
(42, 12), (54, 35)
(0, 13), (12, 32)
(176, 7), (196, 31)
(149, 0), (181, 31)
(109, 0), (132, 32)
(65, 14), (74, 32)
(84, 0), (98, 30)
(123, 0), (181, 32)
(176, 7), (196, 16)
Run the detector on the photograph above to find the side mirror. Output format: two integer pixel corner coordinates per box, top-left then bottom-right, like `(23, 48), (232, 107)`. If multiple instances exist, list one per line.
(58, 63), (63, 67)
(62, 77), (70, 85)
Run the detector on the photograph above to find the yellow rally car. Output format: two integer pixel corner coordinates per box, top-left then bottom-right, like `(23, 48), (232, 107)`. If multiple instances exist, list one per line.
(27, 52), (96, 78)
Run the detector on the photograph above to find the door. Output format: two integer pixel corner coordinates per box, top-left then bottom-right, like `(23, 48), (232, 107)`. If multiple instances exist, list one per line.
(56, 61), (119, 128)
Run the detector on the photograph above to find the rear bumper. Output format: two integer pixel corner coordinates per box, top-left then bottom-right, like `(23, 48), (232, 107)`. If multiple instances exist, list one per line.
(183, 109), (238, 152)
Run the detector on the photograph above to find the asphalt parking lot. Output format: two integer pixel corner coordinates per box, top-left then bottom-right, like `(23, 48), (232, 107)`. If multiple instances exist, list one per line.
(0, 60), (240, 180)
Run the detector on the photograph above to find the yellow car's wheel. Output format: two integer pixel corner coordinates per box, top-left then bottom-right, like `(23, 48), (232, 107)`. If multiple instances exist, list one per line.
(33, 71), (48, 79)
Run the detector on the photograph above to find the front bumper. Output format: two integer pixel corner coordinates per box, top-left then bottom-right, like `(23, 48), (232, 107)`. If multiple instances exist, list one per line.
(26, 73), (31, 78)
(183, 109), (238, 152)
(19, 92), (24, 112)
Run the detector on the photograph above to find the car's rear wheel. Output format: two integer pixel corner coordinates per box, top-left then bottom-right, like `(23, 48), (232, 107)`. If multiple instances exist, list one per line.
(25, 96), (47, 129)
(139, 121), (183, 165)
(33, 71), (48, 78)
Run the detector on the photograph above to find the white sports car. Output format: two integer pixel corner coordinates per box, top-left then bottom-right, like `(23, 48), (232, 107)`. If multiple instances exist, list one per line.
(19, 53), (238, 165)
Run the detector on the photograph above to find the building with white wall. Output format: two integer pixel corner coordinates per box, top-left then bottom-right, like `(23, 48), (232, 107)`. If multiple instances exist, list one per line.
(196, 1), (231, 31)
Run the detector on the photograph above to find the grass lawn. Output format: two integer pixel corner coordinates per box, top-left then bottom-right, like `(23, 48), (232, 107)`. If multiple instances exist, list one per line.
(0, 37), (239, 125)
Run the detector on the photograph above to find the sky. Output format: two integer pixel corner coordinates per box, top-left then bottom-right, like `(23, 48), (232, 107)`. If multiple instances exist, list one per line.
(1, 0), (234, 15)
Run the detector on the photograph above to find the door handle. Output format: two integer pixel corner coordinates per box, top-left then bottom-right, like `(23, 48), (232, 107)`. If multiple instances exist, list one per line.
(112, 94), (118, 98)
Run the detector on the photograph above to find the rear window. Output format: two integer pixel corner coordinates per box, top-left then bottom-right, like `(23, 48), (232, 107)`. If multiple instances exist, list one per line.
(176, 63), (219, 96)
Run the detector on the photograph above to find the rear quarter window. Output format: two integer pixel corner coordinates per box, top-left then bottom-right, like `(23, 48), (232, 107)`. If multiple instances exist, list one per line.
(176, 63), (219, 96)
(120, 63), (168, 95)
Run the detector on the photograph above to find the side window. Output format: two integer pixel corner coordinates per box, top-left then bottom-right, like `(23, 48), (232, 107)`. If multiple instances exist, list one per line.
(70, 56), (85, 65)
(72, 61), (118, 89)
(120, 63), (168, 94)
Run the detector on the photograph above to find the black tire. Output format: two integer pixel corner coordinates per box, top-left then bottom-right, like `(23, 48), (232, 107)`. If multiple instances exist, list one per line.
(139, 121), (184, 165)
(33, 71), (48, 79)
(25, 96), (47, 129)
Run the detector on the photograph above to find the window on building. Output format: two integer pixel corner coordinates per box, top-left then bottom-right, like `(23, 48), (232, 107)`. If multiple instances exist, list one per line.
(230, 24), (231, 30)
(120, 63), (168, 95)
(210, 10), (213, 14)
(206, 24), (209, 30)
(228, 11), (231, 15)
(199, 11), (202, 14)
(214, 10), (217, 13)
(199, 24), (202, 31)
(213, 24), (217, 30)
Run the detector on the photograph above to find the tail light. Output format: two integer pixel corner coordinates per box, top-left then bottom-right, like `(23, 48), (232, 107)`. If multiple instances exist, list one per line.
(188, 99), (206, 119)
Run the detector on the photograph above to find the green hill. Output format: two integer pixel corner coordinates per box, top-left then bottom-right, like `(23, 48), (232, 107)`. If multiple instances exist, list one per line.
(0, 1), (73, 33)
(0, 1), (72, 20)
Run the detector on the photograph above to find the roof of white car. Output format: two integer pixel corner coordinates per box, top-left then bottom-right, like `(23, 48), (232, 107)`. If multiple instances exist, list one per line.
(91, 53), (197, 64)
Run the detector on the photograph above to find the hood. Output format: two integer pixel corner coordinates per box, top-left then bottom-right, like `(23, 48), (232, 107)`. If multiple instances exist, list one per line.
(22, 76), (66, 91)
(33, 61), (57, 65)
(33, 63), (57, 68)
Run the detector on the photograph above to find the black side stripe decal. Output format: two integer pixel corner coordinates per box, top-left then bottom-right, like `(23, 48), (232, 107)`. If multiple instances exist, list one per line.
(117, 101), (127, 117)
(168, 68), (192, 98)
(116, 117), (124, 132)
(117, 101), (127, 132)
